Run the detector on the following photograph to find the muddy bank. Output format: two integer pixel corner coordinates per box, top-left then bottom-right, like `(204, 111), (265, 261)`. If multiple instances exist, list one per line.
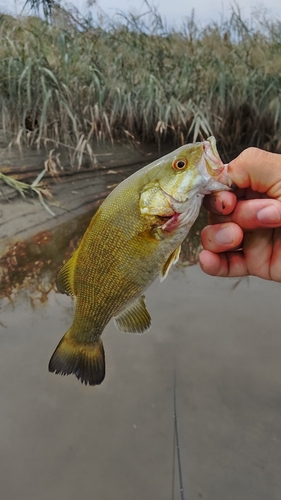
(0, 140), (171, 252)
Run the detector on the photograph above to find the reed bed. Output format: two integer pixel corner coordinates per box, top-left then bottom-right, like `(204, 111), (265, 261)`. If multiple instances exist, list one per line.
(0, 5), (281, 166)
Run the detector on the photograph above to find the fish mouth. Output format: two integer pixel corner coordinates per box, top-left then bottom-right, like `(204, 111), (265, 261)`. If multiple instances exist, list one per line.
(203, 140), (234, 189)
(203, 140), (224, 176)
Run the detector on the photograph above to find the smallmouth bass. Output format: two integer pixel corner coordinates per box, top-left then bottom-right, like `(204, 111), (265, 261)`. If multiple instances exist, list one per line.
(49, 137), (232, 386)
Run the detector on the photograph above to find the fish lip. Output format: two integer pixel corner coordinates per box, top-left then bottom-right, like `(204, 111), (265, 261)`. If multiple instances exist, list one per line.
(203, 141), (224, 176)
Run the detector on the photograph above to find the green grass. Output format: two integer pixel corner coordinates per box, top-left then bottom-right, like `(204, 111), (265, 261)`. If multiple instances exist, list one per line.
(0, 4), (281, 165)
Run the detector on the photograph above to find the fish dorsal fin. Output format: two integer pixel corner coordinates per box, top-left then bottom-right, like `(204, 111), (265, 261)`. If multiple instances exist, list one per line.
(56, 251), (78, 296)
(114, 295), (151, 334)
(160, 245), (181, 282)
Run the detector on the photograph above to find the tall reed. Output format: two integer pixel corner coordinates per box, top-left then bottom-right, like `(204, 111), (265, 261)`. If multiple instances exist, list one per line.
(0, 5), (281, 166)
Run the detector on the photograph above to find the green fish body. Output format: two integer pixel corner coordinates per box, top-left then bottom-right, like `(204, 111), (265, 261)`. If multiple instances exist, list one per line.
(49, 137), (232, 385)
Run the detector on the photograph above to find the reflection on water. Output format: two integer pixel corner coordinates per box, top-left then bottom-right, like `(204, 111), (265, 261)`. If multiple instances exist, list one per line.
(1, 256), (281, 499)
(0, 207), (95, 304)
(0, 206), (206, 305)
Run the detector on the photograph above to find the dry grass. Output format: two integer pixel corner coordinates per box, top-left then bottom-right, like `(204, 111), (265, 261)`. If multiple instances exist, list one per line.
(0, 170), (55, 214)
(0, 5), (281, 165)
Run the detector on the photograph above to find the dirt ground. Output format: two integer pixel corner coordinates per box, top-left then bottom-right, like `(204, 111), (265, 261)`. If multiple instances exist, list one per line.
(0, 140), (167, 252)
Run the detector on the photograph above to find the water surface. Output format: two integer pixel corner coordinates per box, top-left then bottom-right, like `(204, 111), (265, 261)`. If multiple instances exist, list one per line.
(1, 209), (281, 500)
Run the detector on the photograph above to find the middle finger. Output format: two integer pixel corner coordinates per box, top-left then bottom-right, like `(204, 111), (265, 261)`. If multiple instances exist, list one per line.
(201, 222), (244, 253)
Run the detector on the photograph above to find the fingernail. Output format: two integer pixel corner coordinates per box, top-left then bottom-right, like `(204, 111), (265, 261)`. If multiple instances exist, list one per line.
(215, 226), (233, 245)
(257, 206), (281, 224)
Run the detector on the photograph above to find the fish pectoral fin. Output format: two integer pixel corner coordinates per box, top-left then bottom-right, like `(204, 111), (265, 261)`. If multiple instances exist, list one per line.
(56, 251), (78, 296)
(160, 245), (181, 282)
(114, 295), (151, 334)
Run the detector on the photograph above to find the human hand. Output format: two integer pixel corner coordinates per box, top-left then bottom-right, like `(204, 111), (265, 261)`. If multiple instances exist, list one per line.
(200, 147), (281, 281)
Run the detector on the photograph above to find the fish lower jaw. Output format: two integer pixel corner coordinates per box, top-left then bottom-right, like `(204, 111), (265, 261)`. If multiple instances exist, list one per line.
(162, 198), (202, 233)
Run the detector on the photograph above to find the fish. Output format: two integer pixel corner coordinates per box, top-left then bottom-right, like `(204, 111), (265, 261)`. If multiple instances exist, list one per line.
(49, 136), (232, 386)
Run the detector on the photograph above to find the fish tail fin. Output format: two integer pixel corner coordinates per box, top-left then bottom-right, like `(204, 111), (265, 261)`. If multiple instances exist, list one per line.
(48, 329), (105, 386)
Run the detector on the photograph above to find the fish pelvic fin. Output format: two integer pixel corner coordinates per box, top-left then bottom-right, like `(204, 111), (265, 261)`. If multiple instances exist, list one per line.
(48, 330), (105, 386)
(160, 245), (181, 282)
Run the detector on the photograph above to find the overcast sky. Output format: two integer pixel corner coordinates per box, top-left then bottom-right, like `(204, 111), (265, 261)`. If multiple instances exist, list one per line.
(3, 0), (281, 26)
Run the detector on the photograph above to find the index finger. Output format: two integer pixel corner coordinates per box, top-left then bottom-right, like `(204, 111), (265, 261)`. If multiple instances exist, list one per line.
(203, 191), (237, 215)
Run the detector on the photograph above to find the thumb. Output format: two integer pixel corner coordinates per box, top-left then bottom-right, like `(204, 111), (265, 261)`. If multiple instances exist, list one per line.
(228, 147), (281, 200)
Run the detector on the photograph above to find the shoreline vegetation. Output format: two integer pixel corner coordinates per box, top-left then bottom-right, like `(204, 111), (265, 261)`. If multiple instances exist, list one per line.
(0, 2), (281, 171)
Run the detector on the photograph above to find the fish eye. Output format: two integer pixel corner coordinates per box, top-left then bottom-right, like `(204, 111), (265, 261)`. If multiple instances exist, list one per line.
(173, 158), (187, 170)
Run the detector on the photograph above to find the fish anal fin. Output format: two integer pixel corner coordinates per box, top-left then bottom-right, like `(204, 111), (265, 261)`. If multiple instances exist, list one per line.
(114, 295), (151, 334)
(49, 330), (105, 386)
(160, 245), (181, 282)
(56, 251), (78, 296)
